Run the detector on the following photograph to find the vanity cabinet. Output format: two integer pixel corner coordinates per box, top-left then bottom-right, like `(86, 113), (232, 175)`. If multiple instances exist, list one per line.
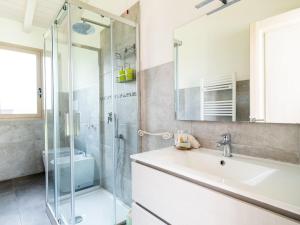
(132, 162), (299, 225)
(132, 203), (167, 225)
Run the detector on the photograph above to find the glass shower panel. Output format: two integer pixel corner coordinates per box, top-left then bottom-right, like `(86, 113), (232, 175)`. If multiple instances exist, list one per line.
(44, 29), (55, 211)
(70, 5), (117, 225)
(44, 1), (139, 224)
(112, 20), (138, 223)
(53, 5), (72, 224)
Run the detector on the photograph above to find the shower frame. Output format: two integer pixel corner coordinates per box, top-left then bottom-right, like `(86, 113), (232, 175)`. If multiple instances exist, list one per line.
(43, 1), (140, 224)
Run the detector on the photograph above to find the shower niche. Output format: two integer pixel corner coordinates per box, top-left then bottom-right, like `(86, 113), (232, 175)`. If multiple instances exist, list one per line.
(43, 1), (139, 225)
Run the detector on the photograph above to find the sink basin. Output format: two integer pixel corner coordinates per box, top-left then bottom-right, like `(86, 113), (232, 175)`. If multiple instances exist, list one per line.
(157, 149), (276, 182)
(131, 147), (300, 217)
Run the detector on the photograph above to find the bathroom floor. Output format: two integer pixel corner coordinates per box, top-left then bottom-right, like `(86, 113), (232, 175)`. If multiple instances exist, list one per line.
(0, 173), (51, 225)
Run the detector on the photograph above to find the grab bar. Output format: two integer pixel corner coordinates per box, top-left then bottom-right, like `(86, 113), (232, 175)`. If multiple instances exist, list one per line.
(138, 129), (173, 140)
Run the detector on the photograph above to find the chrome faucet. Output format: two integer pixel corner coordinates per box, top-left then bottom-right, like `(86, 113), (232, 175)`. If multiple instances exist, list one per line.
(217, 133), (232, 157)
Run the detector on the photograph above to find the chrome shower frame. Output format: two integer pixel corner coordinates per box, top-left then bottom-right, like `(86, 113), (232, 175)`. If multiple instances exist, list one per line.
(43, 0), (140, 224)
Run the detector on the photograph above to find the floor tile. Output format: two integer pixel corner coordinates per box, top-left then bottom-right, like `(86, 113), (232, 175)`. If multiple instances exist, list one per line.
(16, 185), (46, 210)
(0, 193), (22, 225)
(0, 174), (50, 225)
(0, 180), (14, 196)
(0, 192), (18, 213)
(19, 207), (51, 225)
(0, 213), (22, 225)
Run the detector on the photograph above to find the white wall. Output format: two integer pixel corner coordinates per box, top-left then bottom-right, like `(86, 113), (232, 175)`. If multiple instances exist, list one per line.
(139, 0), (203, 70)
(0, 17), (45, 49)
(73, 47), (99, 91)
(138, 0), (300, 71)
(174, 0), (300, 89)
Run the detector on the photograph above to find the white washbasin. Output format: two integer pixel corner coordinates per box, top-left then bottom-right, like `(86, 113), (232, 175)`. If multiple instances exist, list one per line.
(155, 149), (276, 182)
(131, 147), (300, 217)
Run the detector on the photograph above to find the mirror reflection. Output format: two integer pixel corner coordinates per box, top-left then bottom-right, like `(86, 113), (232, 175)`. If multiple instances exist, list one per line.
(174, 0), (300, 123)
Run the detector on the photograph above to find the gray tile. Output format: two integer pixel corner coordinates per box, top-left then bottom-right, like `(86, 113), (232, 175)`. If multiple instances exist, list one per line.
(0, 120), (44, 182)
(140, 62), (192, 152)
(0, 192), (22, 225)
(140, 62), (300, 164)
(0, 192), (18, 213)
(231, 144), (300, 163)
(192, 121), (230, 144)
(0, 212), (21, 225)
(227, 122), (266, 147)
(298, 126), (300, 164)
(15, 184), (45, 210)
(264, 124), (299, 153)
(0, 180), (14, 196)
(0, 174), (50, 225)
(19, 207), (51, 225)
(0, 141), (44, 181)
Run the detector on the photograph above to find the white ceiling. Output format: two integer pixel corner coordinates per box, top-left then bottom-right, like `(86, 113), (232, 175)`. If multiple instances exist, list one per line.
(0, 0), (64, 28)
(0, 0), (138, 30)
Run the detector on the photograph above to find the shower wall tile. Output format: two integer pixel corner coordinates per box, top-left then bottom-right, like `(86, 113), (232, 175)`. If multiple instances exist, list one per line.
(141, 62), (300, 164)
(140, 62), (192, 152)
(99, 4), (139, 206)
(100, 28), (112, 76)
(0, 120), (44, 181)
(74, 86), (100, 186)
(100, 145), (114, 192)
(116, 97), (138, 125)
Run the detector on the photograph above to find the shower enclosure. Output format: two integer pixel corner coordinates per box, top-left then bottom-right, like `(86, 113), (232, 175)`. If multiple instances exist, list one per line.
(43, 1), (139, 224)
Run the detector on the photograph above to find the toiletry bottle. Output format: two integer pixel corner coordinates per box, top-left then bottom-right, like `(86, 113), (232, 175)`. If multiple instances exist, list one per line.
(119, 66), (126, 82)
(125, 64), (134, 81)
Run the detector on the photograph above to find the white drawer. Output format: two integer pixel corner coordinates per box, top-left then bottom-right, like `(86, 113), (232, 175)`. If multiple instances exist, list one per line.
(132, 162), (299, 225)
(132, 203), (167, 225)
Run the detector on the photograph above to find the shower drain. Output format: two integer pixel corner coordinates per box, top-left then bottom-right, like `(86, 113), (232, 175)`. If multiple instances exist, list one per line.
(75, 216), (83, 224)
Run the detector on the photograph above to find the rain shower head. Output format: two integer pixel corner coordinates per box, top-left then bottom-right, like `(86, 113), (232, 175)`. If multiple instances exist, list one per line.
(72, 17), (110, 35)
(72, 22), (95, 35)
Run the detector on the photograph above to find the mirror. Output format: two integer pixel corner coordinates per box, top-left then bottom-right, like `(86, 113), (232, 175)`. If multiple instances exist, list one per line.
(174, 0), (300, 123)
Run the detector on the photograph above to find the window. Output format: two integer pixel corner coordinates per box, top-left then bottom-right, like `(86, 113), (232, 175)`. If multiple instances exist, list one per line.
(0, 42), (42, 119)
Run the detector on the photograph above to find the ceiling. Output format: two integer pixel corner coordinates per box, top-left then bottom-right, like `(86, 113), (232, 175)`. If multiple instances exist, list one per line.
(0, 0), (138, 30)
(0, 0), (64, 28)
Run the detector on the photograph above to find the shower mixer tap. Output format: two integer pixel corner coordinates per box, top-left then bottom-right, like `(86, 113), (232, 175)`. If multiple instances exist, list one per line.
(107, 112), (113, 124)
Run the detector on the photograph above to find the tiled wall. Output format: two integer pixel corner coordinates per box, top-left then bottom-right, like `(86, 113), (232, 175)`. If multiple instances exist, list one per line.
(140, 62), (300, 164)
(74, 86), (100, 185)
(98, 3), (139, 206)
(0, 120), (44, 181)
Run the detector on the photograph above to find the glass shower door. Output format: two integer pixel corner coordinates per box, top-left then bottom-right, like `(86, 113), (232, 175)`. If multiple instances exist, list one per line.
(53, 4), (73, 224)
(44, 1), (139, 224)
(44, 28), (56, 213)
(69, 4), (117, 225)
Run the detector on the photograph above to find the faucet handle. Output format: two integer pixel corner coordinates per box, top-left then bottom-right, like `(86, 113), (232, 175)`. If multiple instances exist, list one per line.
(221, 133), (231, 142)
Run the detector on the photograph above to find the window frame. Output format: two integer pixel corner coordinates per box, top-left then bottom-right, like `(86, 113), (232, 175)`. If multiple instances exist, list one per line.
(0, 42), (43, 120)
